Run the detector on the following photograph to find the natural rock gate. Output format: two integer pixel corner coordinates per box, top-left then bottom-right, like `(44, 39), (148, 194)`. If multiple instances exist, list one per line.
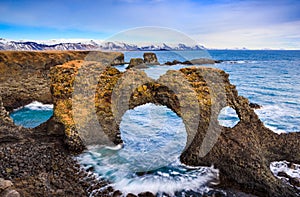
(49, 59), (300, 197)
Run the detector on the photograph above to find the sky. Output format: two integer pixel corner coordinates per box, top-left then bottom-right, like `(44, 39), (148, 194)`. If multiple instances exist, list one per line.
(0, 0), (300, 49)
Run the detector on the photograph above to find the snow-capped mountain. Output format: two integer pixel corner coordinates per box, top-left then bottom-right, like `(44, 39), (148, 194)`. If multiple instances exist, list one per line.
(0, 38), (206, 51)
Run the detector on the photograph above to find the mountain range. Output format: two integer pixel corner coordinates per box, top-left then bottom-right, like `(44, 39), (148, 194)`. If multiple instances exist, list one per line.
(0, 38), (206, 51)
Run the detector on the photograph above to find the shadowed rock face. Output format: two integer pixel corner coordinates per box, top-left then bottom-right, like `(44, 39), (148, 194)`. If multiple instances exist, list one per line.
(0, 51), (124, 111)
(49, 61), (300, 197)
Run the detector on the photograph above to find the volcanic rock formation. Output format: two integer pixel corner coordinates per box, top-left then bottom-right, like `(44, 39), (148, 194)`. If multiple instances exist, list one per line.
(0, 51), (299, 196)
(48, 59), (300, 197)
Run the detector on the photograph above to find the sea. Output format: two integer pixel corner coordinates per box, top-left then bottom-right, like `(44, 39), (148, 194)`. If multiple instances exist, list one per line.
(10, 50), (300, 196)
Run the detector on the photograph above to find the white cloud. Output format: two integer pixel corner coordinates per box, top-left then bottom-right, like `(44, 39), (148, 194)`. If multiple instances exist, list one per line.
(195, 21), (300, 49)
(0, 0), (299, 49)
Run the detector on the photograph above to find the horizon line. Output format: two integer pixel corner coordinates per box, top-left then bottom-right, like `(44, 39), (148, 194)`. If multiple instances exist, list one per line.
(1, 37), (299, 51)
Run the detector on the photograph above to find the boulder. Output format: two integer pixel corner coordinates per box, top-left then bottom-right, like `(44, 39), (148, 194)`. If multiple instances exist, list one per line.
(0, 178), (13, 192)
(127, 58), (146, 69)
(143, 52), (159, 64)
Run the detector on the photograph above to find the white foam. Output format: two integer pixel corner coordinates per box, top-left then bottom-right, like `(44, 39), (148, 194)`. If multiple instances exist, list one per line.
(76, 103), (220, 196)
(222, 60), (257, 64)
(254, 105), (293, 134)
(264, 125), (286, 134)
(14, 101), (53, 111)
(86, 144), (123, 151)
(270, 161), (300, 189)
(111, 164), (219, 196)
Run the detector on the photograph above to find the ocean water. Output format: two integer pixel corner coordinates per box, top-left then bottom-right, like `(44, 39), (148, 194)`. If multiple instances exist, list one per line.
(118, 50), (300, 133)
(10, 101), (53, 128)
(9, 50), (300, 196)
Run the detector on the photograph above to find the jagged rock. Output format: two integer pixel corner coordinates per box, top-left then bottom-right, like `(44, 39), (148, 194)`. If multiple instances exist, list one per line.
(138, 191), (155, 197)
(143, 52), (159, 64)
(126, 194), (137, 197)
(127, 58), (146, 69)
(0, 51), (124, 111)
(112, 190), (122, 197)
(277, 171), (300, 187)
(164, 58), (218, 66)
(164, 60), (182, 65)
(249, 102), (262, 109)
(48, 61), (300, 196)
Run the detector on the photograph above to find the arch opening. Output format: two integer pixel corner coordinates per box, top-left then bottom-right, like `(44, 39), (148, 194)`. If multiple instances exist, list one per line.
(217, 106), (240, 128)
(77, 102), (219, 196)
(9, 101), (53, 128)
(119, 103), (187, 172)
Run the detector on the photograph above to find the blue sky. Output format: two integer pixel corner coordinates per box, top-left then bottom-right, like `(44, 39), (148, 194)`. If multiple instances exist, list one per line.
(0, 0), (300, 49)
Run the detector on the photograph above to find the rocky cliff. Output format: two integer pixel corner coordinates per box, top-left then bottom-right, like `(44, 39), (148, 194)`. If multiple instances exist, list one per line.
(0, 51), (124, 111)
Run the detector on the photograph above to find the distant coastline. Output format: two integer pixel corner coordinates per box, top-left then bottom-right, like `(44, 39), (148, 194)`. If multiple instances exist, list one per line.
(1, 38), (298, 51)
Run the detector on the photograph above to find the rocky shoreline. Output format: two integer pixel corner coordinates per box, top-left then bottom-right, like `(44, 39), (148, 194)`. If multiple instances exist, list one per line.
(0, 51), (299, 197)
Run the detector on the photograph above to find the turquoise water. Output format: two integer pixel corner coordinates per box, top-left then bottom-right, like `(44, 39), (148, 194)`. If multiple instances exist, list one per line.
(10, 101), (53, 128)
(10, 50), (300, 196)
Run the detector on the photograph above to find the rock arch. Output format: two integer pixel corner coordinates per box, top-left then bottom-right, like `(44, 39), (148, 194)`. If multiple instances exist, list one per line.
(49, 60), (300, 197)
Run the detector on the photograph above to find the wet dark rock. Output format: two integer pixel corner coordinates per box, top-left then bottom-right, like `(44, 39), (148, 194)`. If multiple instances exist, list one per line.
(126, 194), (138, 197)
(138, 191), (155, 197)
(277, 171), (300, 187)
(277, 171), (289, 178)
(290, 177), (300, 187)
(249, 102), (262, 109)
(165, 60), (183, 65)
(113, 190), (123, 197)
(164, 58), (219, 66)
